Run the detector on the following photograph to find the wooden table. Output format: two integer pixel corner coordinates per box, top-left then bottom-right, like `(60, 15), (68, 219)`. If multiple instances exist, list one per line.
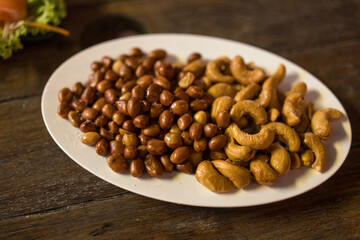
(1, 0), (359, 239)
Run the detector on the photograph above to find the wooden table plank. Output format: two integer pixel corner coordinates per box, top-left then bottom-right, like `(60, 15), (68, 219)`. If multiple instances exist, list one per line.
(0, 0), (359, 102)
(0, 97), (125, 219)
(1, 144), (359, 239)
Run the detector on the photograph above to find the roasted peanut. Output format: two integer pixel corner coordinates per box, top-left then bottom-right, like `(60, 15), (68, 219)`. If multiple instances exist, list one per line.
(159, 110), (175, 130)
(67, 110), (81, 127)
(208, 134), (227, 151)
(189, 122), (203, 140)
(144, 154), (163, 177)
(160, 90), (175, 106)
(80, 121), (98, 133)
(110, 140), (125, 157)
(124, 145), (138, 159)
(176, 160), (193, 174)
(81, 132), (101, 145)
(164, 132), (183, 149)
(133, 115), (149, 129)
(70, 99), (87, 112)
(216, 111), (230, 128)
(170, 100), (189, 115)
(107, 155), (128, 173)
(146, 139), (167, 155)
(193, 111), (207, 125)
(82, 107), (99, 120)
(95, 138), (109, 156)
(177, 113), (193, 130)
(170, 146), (190, 164)
(122, 119), (137, 132)
(193, 138), (207, 152)
(142, 123), (161, 137)
(58, 88), (73, 103)
(160, 155), (174, 172)
(130, 158), (145, 177)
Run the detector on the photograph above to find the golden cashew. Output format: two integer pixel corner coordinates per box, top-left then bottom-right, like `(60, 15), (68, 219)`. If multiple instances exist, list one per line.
(229, 100), (268, 125)
(234, 82), (261, 101)
(250, 154), (278, 185)
(286, 82), (307, 97)
(230, 55), (266, 85)
(262, 122), (301, 152)
(205, 58), (234, 84)
(300, 149), (314, 167)
(207, 83), (237, 99)
(229, 123), (275, 150)
(212, 160), (252, 189)
(268, 108), (280, 122)
(211, 96), (234, 121)
(224, 127), (256, 164)
(311, 108), (344, 140)
(195, 161), (235, 193)
(183, 59), (206, 78)
(272, 64), (286, 85)
(294, 113), (310, 133)
(256, 77), (277, 108)
(282, 93), (306, 127)
(267, 143), (291, 176)
(307, 102), (315, 120)
(303, 132), (327, 172)
(290, 153), (301, 169)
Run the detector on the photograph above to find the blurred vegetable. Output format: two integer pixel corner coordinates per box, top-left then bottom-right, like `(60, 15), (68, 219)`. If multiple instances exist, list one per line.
(0, 0), (68, 59)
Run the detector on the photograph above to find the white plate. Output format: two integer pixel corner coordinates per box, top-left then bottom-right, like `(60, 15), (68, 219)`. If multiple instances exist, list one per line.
(42, 34), (352, 207)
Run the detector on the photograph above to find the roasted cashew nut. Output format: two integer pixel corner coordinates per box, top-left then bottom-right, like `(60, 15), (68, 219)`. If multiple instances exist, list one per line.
(262, 122), (301, 152)
(256, 77), (277, 108)
(267, 143), (291, 176)
(207, 83), (237, 98)
(303, 132), (327, 172)
(229, 100), (268, 125)
(285, 82), (307, 97)
(294, 113), (310, 133)
(224, 127), (256, 164)
(234, 82), (261, 102)
(229, 123), (275, 150)
(311, 108), (344, 140)
(230, 55), (266, 85)
(250, 154), (278, 185)
(272, 64), (286, 85)
(205, 58), (234, 84)
(195, 161), (235, 193)
(282, 93), (306, 127)
(290, 153), (301, 169)
(211, 96), (234, 121)
(268, 108), (280, 122)
(212, 160), (252, 189)
(300, 149), (314, 167)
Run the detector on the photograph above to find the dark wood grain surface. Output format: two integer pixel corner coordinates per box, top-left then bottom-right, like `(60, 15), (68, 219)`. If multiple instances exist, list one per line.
(1, 0), (359, 239)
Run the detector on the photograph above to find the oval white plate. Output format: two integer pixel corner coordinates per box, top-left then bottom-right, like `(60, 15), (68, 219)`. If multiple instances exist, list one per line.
(42, 34), (352, 207)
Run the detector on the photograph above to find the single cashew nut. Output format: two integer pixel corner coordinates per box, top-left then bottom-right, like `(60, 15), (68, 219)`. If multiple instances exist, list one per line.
(268, 108), (280, 122)
(205, 58), (234, 84)
(183, 59), (206, 78)
(211, 96), (234, 121)
(303, 132), (327, 172)
(290, 152), (301, 169)
(300, 149), (314, 167)
(224, 127), (256, 164)
(282, 93), (307, 127)
(307, 103), (315, 120)
(294, 113), (310, 133)
(230, 55), (266, 85)
(256, 77), (277, 108)
(272, 64), (286, 85)
(212, 160), (252, 189)
(267, 143), (291, 176)
(250, 154), (278, 185)
(229, 123), (275, 150)
(311, 108), (344, 140)
(286, 82), (307, 97)
(195, 161), (235, 193)
(207, 83), (237, 99)
(230, 100), (268, 125)
(262, 122), (301, 152)
(234, 82), (261, 102)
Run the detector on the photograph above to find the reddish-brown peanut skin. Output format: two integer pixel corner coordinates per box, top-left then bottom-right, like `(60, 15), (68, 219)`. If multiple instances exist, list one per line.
(170, 146), (190, 164)
(107, 155), (128, 173)
(208, 134), (227, 151)
(144, 154), (163, 177)
(130, 158), (145, 177)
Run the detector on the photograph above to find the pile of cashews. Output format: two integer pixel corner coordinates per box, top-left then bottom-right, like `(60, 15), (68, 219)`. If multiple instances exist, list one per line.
(196, 55), (344, 193)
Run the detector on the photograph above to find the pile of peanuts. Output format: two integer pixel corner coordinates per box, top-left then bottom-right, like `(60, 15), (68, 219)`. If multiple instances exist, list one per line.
(57, 48), (343, 193)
